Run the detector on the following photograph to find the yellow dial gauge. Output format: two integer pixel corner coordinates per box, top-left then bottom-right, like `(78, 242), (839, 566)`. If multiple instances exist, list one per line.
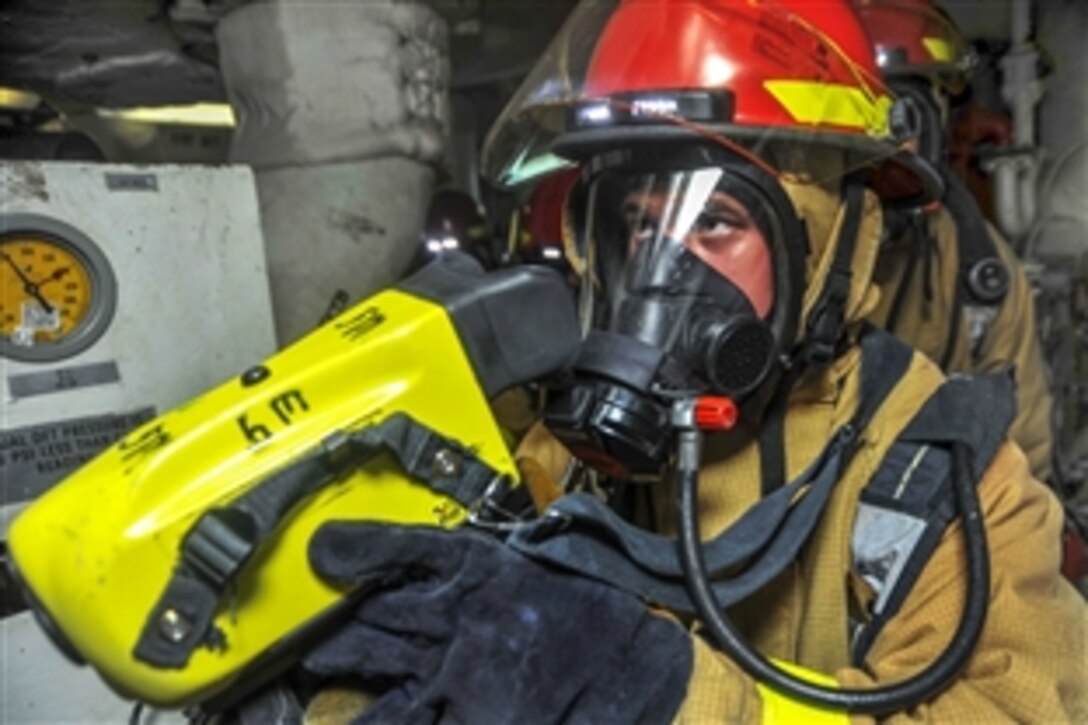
(0, 215), (116, 363)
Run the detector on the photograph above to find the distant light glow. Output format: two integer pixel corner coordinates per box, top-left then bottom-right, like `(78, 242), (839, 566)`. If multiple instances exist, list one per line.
(541, 247), (563, 260)
(0, 87), (40, 110)
(97, 102), (236, 127)
(425, 237), (461, 253)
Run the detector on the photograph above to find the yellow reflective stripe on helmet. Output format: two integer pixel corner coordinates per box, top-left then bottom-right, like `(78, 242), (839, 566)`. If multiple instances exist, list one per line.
(764, 80), (892, 137)
(755, 660), (850, 724)
(922, 37), (955, 63)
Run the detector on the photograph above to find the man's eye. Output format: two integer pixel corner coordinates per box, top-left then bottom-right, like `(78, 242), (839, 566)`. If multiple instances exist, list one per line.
(694, 213), (737, 235)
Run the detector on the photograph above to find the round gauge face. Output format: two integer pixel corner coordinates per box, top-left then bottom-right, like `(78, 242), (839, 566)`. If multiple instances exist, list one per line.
(0, 215), (117, 363)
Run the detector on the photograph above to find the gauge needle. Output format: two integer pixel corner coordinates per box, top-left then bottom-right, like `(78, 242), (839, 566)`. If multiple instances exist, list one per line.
(1, 250), (55, 314)
(34, 266), (71, 288)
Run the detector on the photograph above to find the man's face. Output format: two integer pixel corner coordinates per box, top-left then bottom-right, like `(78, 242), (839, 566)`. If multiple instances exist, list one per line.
(621, 187), (774, 317)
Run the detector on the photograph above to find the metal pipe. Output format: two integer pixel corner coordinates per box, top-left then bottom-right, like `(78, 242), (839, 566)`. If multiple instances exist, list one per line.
(989, 0), (1041, 244)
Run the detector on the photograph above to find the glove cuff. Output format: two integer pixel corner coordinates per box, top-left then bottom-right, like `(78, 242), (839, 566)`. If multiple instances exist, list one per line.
(590, 611), (694, 724)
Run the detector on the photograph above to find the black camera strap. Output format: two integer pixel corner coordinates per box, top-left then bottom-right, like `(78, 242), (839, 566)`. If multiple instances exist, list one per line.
(133, 413), (506, 669)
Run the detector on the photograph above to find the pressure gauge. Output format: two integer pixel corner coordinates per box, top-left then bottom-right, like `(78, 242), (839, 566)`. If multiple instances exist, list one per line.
(0, 214), (117, 363)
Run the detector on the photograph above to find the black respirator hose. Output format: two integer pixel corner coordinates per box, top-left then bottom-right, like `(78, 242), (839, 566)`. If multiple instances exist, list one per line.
(676, 429), (990, 714)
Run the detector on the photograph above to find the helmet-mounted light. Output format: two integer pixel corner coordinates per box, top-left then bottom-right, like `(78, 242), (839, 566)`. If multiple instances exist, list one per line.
(573, 91), (735, 129)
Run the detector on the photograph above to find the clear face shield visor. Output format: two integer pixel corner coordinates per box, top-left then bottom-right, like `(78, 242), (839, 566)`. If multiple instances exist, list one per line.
(576, 162), (800, 399)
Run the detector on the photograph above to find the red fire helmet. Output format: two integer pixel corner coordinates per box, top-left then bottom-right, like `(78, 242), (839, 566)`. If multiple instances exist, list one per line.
(483, 0), (942, 205)
(850, 0), (972, 92)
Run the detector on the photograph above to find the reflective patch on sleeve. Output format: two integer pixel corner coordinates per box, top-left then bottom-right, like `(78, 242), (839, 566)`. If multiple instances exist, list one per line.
(851, 502), (928, 614)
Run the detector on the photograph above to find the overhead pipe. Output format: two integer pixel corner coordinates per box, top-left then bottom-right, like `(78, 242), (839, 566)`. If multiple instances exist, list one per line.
(984, 0), (1042, 247)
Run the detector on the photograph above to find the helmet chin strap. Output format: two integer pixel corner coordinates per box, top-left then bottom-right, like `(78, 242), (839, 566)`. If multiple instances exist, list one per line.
(797, 174), (866, 368)
(760, 174), (866, 496)
(888, 78), (948, 170)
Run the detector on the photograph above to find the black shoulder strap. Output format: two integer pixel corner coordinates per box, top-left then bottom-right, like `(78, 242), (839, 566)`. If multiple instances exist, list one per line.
(937, 174), (1010, 368)
(764, 174), (865, 493)
(882, 210), (928, 336)
(800, 175), (865, 367)
(758, 365), (800, 496)
(133, 413), (508, 669)
(850, 369), (1016, 663)
(944, 172), (1009, 309)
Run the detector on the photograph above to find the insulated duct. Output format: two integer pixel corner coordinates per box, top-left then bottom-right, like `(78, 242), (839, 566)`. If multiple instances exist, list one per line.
(216, 1), (449, 345)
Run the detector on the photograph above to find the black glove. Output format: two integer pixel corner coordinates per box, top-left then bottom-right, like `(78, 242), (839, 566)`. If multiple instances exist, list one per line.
(302, 523), (693, 724)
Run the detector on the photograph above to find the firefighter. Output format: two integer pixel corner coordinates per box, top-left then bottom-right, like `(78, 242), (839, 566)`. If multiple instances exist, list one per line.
(241, 1), (1085, 721)
(852, 0), (1056, 482)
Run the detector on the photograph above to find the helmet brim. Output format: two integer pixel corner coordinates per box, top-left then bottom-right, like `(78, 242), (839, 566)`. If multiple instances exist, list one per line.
(552, 124), (943, 208)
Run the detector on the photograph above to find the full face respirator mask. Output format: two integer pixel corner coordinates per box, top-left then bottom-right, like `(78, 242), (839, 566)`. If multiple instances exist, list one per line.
(544, 148), (805, 480)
